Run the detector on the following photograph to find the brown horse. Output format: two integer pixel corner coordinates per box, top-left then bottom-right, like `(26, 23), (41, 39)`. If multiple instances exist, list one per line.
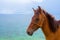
(26, 6), (60, 40)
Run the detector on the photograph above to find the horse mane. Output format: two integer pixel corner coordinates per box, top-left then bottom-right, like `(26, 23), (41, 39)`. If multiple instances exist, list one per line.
(43, 10), (59, 33)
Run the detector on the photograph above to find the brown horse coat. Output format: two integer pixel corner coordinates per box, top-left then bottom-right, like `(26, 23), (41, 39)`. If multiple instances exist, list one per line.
(43, 10), (60, 40)
(27, 6), (60, 40)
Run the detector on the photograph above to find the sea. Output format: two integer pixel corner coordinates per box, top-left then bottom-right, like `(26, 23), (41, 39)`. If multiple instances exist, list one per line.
(0, 14), (45, 40)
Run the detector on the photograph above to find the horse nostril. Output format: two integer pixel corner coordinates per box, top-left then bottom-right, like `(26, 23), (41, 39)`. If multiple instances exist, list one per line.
(27, 31), (30, 34)
(27, 31), (33, 36)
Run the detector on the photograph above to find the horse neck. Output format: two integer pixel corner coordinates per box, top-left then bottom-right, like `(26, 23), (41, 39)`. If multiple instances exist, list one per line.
(41, 17), (52, 37)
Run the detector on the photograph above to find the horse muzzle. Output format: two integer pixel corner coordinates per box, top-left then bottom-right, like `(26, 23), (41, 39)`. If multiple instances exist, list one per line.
(27, 31), (33, 36)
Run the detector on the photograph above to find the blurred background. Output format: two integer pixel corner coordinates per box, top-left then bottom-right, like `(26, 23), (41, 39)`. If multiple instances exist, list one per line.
(0, 0), (60, 40)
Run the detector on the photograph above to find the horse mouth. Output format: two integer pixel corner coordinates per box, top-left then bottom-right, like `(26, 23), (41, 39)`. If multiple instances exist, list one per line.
(27, 31), (33, 36)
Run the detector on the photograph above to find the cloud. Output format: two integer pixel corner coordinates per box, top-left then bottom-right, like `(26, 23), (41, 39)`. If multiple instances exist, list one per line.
(2, 0), (31, 4)
(32, 0), (43, 3)
(0, 9), (16, 14)
(0, 9), (32, 14)
(2, 0), (43, 4)
(0, 0), (44, 14)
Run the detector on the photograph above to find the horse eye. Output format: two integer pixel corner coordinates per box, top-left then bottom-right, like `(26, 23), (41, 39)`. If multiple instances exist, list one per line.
(35, 18), (39, 22)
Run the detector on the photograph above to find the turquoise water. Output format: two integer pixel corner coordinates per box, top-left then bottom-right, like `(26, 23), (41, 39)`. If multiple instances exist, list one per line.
(0, 14), (45, 40)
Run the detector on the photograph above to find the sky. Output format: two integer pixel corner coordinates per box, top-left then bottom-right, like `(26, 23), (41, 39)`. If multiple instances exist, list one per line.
(0, 0), (43, 14)
(0, 0), (60, 19)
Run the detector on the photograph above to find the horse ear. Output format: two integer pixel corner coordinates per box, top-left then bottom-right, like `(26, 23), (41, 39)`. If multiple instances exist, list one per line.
(32, 8), (36, 12)
(38, 6), (42, 14)
(38, 6), (41, 11)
